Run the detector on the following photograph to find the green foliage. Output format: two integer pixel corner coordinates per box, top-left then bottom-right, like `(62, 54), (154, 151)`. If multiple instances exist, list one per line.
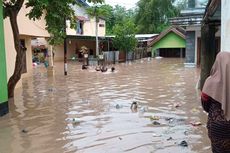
(100, 5), (136, 35)
(86, 4), (110, 22)
(135, 0), (180, 33)
(113, 20), (137, 53)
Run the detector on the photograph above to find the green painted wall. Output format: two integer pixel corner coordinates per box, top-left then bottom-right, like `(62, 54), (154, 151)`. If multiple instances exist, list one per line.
(152, 32), (186, 54)
(0, 0), (8, 104)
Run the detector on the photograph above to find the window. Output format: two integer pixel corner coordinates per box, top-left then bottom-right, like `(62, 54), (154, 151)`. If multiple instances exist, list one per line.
(99, 24), (105, 27)
(76, 20), (84, 34)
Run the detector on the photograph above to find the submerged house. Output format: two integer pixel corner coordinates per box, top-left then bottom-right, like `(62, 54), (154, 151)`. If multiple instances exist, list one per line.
(170, 0), (220, 66)
(148, 26), (186, 58)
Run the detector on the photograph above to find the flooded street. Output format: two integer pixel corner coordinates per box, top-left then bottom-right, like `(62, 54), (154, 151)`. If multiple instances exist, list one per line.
(0, 58), (211, 153)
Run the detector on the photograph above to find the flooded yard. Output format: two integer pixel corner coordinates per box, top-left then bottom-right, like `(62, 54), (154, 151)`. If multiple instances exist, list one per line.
(0, 58), (211, 153)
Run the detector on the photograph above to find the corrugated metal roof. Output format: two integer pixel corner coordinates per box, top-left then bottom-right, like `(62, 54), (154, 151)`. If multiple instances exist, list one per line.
(135, 34), (158, 38)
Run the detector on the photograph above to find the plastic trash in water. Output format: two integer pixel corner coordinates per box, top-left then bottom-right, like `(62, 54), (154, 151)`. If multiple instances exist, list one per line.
(179, 140), (188, 147)
(150, 116), (160, 121)
(190, 121), (202, 126)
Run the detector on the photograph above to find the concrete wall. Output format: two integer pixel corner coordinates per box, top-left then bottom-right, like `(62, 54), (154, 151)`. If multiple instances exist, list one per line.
(221, 0), (230, 52)
(185, 31), (195, 63)
(67, 5), (106, 36)
(186, 25), (221, 65)
(18, 3), (50, 37)
(4, 19), (34, 82)
(66, 18), (105, 37)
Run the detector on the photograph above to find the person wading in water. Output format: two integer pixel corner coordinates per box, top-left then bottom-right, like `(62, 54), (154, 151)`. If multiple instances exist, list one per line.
(201, 51), (230, 153)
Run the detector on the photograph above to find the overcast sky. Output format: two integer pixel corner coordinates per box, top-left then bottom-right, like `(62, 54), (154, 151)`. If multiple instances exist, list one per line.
(104, 0), (139, 9)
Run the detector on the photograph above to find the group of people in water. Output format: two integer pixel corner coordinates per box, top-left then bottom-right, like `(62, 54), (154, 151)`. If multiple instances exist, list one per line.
(82, 64), (115, 73)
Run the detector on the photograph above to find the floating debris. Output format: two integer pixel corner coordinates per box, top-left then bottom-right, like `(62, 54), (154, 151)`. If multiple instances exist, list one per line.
(115, 104), (121, 109)
(152, 133), (162, 137)
(48, 88), (55, 92)
(165, 117), (174, 121)
(152, 121), (161, 125)
(191, 108), (199, 113)
(184, 131), (189, 136)
(174, 103), (182, 108)
(139, 106), (148, 112)
(190, 121), (202, 127)
(72, 118), (81, 125)
(118, 137), (122, 140)
(167, 137), (173, 141)
(130, 102), (138, 110)
(155, 56), (163, 59)
(179, 140), (188, 147)
(82, 65), (88, 70)
(150, 116), (160, 121)
(21, 129), (28, 133)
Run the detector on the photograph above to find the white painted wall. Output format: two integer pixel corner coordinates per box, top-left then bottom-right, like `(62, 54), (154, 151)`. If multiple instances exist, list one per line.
(221, 0), (230, 52)
(66, 5), (106, 36)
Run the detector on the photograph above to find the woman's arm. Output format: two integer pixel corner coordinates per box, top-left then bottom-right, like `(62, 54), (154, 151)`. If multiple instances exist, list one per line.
(201, 92), (211, 113)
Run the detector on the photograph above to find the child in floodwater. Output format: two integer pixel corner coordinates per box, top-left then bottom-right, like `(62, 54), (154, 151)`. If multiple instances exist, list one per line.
(201, 52), (230, 153)
(100, 66), (107, 72)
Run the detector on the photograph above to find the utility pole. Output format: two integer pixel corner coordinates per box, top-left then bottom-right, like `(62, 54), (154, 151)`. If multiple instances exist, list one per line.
(64, 17), (67, 76)
(95, 6), (99, 56)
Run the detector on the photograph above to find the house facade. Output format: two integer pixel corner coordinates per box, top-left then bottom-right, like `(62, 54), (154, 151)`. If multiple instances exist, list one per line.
(170, 0), (220, 67)
(0, 0), (8, 116)
(54, 1), (106, 61)
(148, 26), (186, 58)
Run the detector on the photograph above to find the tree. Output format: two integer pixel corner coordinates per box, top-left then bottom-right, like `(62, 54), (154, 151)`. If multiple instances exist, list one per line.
(135, 0), (179, 34)
(86, 4), (109, 56)
(3, 0), (103, 98)
(98, 4), (114, 35)
(101, 5), (136, 35)
(113, 20), (137, 62)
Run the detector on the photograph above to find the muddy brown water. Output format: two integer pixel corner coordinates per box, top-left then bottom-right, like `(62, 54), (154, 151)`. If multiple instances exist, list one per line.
(0, 58), (211, 153)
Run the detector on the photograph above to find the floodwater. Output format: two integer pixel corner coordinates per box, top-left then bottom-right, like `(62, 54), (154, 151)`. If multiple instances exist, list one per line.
(0, 58), (211, 153)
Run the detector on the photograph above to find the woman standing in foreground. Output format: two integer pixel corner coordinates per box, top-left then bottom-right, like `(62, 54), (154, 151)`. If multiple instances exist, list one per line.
(201, 52), (230, 153)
